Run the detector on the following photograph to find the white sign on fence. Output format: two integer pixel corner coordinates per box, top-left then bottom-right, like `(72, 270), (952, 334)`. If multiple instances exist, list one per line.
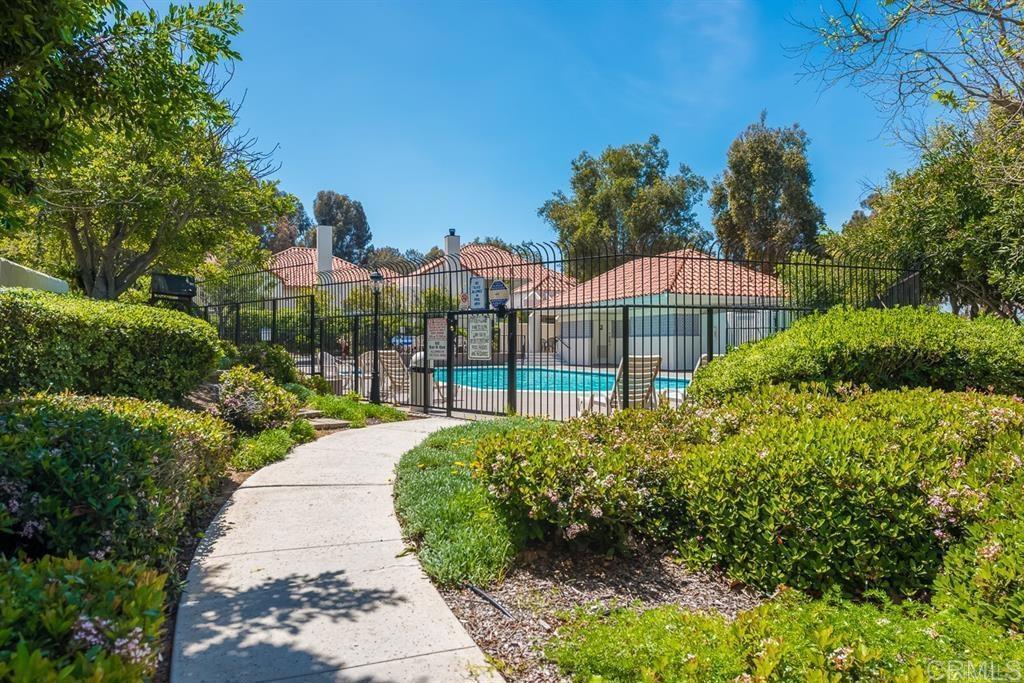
(468, 315), (492, 361)
(469, 276), (487, 310)
(426, 317), (447, 361)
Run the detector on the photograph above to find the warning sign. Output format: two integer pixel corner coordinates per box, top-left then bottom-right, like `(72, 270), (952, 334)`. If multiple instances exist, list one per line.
(426, 317), (447, 361)
(468, 316), (492, 361)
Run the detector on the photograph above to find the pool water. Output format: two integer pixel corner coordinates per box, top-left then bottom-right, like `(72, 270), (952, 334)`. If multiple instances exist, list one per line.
(433, 366), (689, 393)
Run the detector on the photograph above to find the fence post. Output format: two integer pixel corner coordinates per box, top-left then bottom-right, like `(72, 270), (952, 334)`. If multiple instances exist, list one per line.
(445, 312), (455, 417)
(706, 308), (714, 365)
(507, 311), (517, 415)
(621, 306), (629, 410)
(234, 303), (241, 346)
(318, 318), (325, 381)
(353, 315), (361, 397)
(422, 312), (430, 415)
(309, 295), (317, 376)
(271, 299), (277, 344)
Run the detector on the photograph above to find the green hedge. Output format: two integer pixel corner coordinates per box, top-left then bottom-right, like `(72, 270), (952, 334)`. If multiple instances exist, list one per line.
(231, 343), (300, 385)
(0, 393), (233, 569)
(0, 555), (166, 682)
(216, 366), (299, 433)
(230, 419), (317, 471)
(475, 385), (1024, 594)
(688, 307), (1024, 400)
(549, 589), (1024, 682)
(0, 288), (221, 402)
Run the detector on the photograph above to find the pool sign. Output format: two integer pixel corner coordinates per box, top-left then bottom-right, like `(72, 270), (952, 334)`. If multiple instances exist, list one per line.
(426, 317), (447, 361)
(488, 279), (510, 309)
(468, 276), (487, 310)
(468, 316), (492, 361)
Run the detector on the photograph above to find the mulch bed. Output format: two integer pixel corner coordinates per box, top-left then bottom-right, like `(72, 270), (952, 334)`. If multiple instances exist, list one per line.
(440, 549), (763, 682)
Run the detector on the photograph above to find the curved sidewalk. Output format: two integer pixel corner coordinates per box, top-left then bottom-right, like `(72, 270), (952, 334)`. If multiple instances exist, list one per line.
(171, 417), (501, 683)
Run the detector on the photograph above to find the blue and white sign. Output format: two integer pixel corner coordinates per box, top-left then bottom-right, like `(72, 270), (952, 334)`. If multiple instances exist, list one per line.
(488, 279), (510, 309)
(469, 276), (487, 310)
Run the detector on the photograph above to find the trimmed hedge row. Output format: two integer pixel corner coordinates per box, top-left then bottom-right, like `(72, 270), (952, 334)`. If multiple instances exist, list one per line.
(0, 393), (233, 569)
(0, 288), (221, 402)
(0, 555), (166, 681)
(475, 385), (1024, 595)
(689, 307), (1024, 400)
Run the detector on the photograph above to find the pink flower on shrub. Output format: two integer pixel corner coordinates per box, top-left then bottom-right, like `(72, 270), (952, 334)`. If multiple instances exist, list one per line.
(979, 541), (1002, 562)
(113, 628), (155, 665)
(71, 616), (111, 649)
(829, 646), (853, 671)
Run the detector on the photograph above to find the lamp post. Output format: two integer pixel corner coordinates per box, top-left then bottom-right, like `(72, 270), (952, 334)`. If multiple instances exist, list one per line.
(369, 270), (383, 404)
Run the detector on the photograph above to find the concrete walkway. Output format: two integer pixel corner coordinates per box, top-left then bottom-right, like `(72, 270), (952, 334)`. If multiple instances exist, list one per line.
(171, 418), (502, 683)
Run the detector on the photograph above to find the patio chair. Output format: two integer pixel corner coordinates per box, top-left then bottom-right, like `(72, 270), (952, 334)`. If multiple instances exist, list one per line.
(578, 355), (662, 414)
(379, 349), (411, 402)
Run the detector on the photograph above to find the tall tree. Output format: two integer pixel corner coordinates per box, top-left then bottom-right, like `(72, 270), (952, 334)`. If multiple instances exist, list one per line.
(828, 114), (1024, 321)
(313, 190), (373, 264)
(801, 1), (1024, 183)
(0, 0), (243, 213)
(710, 113), (824, 266)
(257, 193), (312, 252)
(17, 1), (285, 300)
(539, 134), (709, 278)
(32, 122), (283, 299)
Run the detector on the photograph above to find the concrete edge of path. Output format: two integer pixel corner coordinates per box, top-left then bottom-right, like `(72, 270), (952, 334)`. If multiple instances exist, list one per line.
(171, 417), (504, 683)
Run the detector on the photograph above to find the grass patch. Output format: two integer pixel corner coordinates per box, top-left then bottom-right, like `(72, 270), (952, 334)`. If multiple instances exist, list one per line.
(549, 590), (1024, 682)
(309, 392), (405, 427)
(393, 419), (538, 585)
(230, 420), (316, 471)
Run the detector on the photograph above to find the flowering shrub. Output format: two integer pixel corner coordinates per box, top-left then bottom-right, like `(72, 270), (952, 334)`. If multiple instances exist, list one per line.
(233, 343), (300, 385)
(934, 459), (1024, 631)
(549, 588), (1024, 682)
(475, 385), (1024, 594)
(0, 555), (166, 682)
(0, 287), (221, 401)
(689, 307), (1024, 400)
(216, 366), (298, 433)
(0, 393), (233, 569)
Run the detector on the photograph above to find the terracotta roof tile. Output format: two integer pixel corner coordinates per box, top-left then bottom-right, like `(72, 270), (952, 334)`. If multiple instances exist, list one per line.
(269, 247), (369, 287)
(538, 249), (782, 308)
(410, 243), (576, 291)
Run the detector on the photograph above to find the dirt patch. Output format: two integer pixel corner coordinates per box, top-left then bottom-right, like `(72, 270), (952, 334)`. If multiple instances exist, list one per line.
(440, 549), (763, 682)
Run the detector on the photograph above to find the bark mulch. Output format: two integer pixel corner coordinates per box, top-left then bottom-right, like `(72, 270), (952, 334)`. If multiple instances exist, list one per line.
(440, 549), (764, 682)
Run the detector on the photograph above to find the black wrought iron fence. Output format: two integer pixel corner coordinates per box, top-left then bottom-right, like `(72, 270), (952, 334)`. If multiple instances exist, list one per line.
(193, 242), (920, 420)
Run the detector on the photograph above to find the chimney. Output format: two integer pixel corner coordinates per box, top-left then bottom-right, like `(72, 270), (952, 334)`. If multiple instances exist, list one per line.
(316, 225), (333, 273)
(444, 229), (460, 260)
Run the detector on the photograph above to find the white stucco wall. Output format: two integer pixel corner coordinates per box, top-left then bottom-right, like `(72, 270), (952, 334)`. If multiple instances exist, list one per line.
(0, 258), (69, 294)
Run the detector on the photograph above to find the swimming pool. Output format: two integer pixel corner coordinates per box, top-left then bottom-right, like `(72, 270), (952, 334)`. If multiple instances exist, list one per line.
(433, 366), (689, 393)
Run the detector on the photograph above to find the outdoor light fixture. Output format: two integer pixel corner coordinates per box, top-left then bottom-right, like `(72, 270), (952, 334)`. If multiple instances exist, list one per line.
(369, 270), (384, 403)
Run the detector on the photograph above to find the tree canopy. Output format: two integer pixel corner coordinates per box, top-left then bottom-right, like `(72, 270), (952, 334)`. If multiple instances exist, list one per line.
(313, 190), (373, 264)
(538, 135), (709, 278)
(257, 193), (313, 253)
(1, 1), (243, 213)
(710, 113), (824, 267)
(826, 114), (1024, 321)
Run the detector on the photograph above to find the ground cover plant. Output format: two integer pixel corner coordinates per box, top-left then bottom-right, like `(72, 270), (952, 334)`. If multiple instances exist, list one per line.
(548, 589), (1024, 682)
(310, 391), (404, 427)
(688, 307), (1024, 400)
(0, 288), (221, 402)
(230, 419), (317, 471)
(0, 555), (167, 682)
(394, 420), (532, 585)
(0, 392), (233, 569)
(474, 385), (1024, 596)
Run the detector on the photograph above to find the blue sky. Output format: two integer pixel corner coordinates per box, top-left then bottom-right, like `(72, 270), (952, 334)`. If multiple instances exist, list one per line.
(211, 0), (917, 253)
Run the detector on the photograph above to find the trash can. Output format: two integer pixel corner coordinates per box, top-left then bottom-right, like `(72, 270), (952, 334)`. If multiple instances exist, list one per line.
(409, 352), (434, 409)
